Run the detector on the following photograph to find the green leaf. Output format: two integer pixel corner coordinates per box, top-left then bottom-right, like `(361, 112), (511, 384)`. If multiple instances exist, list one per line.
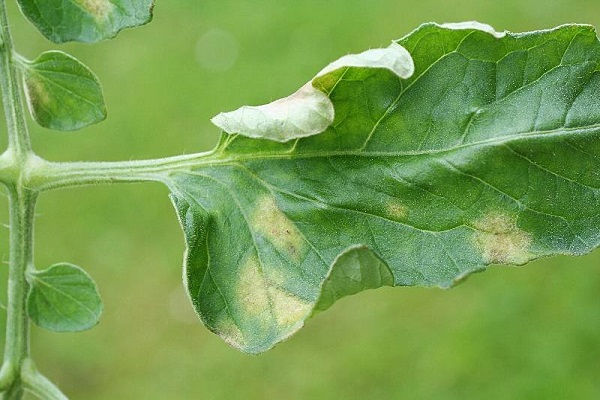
(16, 0), (154, 43)
(27, 263), (103, 332)
(20, 51), (106, 131)
(169, 23), (600, 353)
(313, 245), (394, 313)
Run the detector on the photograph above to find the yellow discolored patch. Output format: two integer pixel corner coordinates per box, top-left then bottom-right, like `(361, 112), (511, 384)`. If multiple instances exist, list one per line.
(77, 0), (114, 20)
(237, 254), (270, 317)
(251, 195), (305, 261)
(268, 287), (312, 327)
(473, 213), (532, 265)
(25, 76), (50, 108)
(385, 200), (408, 220)
(236, 253), (312, 328)
(213, 318), (245, 349)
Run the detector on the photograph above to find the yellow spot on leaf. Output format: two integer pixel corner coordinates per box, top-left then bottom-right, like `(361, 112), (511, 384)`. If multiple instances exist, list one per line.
(25, 76), (50, 108)
(237, 255), (270, 317)
(252, 196), (304, 261)
(268, 287), (312, 327)
(77, 0), (114, 20)
(213, 318), (245, 349)
(473, 213), (532, 265)
(236, 253), (312, 328)
(385, 201), (408, 220)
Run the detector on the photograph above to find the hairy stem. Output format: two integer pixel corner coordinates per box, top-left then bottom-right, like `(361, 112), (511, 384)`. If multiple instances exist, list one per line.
(0, 0), (31, 157)
(21, 359), (67, 400)
(0, 189), (36, 399)
(0, 1), (36, 398)
(25, 151), (217, 191)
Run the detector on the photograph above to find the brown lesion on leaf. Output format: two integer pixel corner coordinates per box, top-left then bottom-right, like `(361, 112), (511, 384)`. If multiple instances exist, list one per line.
(251, 195), (305, 261)
(77, 0), (114, 20)
(472, 212), (532, 265)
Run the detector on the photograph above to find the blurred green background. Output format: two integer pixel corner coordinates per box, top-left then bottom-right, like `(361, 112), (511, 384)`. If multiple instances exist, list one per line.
(0, 0), (599, 399)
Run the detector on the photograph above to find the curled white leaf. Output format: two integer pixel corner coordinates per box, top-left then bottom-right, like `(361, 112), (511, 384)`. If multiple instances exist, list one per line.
(440, 21), (506, 38)
(211, 42), (414, 142)
(317, 42), (414, 79)
(211, 83), (334, 142)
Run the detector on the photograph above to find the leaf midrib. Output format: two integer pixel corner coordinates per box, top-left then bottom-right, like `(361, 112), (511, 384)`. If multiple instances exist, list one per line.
(210, 123), (600, 165)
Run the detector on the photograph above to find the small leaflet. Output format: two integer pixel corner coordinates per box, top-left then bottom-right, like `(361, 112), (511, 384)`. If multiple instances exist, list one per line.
(27, 263), (103, 332)
(17, 0), (154, 43)
(20, 51), (106, 131)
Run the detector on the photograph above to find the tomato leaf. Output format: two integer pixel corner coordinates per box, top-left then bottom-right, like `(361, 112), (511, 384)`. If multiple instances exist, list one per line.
(169, 23), (600, 353)
(16, 0), (154, 43)
(27, 263), (103, 332)
(20, 51), (106, 131)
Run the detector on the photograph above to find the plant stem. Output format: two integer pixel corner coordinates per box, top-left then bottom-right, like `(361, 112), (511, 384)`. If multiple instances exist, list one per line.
(0, 189), (36, 399)
(0, 0), (31, 158)
(21, 359), (67, 400)
(0, 1), (36, 398)
(25, 151), (217, 191)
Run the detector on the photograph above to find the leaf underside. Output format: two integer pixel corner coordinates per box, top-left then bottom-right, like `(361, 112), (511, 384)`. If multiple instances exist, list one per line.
(169, 23), (600, 354)
(22, 51), (106, 131)
(17, 0), (154, 43)
(27, 263), (103, 332)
